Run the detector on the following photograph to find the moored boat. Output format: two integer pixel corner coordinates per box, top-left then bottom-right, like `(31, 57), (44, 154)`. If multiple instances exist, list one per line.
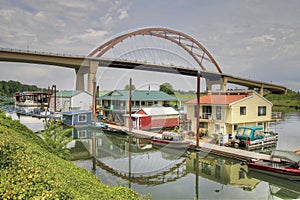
(88, 121), (109, 130)
(88, 121), (128, 135)
(246, 150), (300, 181)
(232, 126), (278, 150)
(151, 132), (191, 149)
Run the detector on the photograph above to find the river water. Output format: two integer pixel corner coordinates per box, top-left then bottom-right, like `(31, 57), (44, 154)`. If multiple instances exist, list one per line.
(6, 110), (300, 200)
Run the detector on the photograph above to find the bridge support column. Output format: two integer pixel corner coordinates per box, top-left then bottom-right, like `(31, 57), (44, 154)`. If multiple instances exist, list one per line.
(221, 77), (228, 91)
(87, 61), (98, 93)
(76, 68), (85, 91)
(206, 82), (212, 93)
(259, 86), (264, 96)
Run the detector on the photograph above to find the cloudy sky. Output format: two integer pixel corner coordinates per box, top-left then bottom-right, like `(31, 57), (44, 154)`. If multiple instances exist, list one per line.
(0, 0), (299, 92)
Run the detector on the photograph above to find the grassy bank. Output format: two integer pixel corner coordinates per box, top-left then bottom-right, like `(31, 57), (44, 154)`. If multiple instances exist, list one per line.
(264, 90), (300, 109)
(0, 111), (147, 199)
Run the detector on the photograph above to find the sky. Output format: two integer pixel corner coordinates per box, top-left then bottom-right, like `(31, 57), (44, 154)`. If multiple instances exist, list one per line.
(0, 0), (300, 92)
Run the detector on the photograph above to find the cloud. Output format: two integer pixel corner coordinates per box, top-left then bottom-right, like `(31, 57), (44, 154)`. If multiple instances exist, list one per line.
(0, 0), (299, 92)
(251, 35), (276, 43)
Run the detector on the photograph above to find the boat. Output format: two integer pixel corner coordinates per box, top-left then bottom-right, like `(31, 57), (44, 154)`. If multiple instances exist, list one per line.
(151, 132), (191, 149)
(88, 121), (109, 129)
(14, 91), (50, 115)
(88, 121), (127, 135)
(232, 126), (278, 150)
(245, 150), (300, 181)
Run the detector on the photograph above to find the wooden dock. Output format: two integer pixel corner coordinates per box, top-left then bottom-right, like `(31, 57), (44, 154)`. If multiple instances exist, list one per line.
(107, 124), (273, 162)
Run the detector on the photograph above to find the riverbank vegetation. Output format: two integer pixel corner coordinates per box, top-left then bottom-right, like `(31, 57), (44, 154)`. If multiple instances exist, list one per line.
(264, 89), (300, 110)
(0, 111), (147, 199)
(0, 80), (47, 97)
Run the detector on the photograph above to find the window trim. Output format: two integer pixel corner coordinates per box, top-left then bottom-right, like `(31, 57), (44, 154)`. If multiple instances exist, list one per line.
(240, 106), (246, 115)
(258, 106), (267, 116)
(78, 114), (87, 122)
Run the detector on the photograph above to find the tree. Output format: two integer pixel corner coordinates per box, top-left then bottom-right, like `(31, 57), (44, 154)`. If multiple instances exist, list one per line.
(39, 119), (73, 159)
(124, 84), (136, 90)
(159, 82), (175, 95)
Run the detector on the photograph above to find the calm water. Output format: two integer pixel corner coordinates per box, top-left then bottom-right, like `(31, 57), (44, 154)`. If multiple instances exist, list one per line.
(6, 110), (300, 200)
(72, 111), (300, 200)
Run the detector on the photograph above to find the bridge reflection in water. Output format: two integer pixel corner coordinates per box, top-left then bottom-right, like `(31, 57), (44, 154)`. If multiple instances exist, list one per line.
(70, 128), (300, 200)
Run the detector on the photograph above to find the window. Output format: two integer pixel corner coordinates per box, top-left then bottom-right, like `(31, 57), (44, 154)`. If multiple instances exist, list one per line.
(135, 101), (140, 107)
(240, 106), (246, 115)
(78, 114), (87, 122)
(202, 106), (212, 119)
(258, 106), (266, 116)
(200, 122), (208, 129)
(78, 130), (87, 138)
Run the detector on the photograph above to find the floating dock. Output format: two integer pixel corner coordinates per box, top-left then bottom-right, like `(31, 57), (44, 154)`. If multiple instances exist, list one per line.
(107, 124), (273, 162)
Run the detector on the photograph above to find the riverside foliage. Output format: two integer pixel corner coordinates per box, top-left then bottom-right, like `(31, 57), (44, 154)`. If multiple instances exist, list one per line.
(0, 111), (147, 199)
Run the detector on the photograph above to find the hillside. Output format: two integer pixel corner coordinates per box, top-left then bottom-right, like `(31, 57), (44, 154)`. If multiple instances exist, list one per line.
(264, 89), (300, 109)
(0, 111), (147, 199)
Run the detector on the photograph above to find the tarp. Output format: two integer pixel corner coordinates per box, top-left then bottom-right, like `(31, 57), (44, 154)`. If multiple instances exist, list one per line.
(271, 150), (300, 164)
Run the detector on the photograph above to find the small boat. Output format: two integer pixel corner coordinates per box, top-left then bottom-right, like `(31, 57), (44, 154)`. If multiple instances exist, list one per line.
(88, 121), (109, 130)
(88, 121), (128, 135)
(151, 132), (191, 149)
(232, 126), (278, 150)
(246, 150), (300, 181)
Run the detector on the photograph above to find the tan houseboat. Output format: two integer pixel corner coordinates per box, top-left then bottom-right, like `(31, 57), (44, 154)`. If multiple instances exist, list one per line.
(185, 90), (274, 139)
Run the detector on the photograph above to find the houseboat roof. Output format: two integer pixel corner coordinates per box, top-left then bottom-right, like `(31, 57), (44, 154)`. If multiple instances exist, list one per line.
(99, 90), (178, 101)
(62, 110), (91, 115)
(55, 90), (92, 98)
(135, 107), (179, 116)
(186, 94), (248, 105)
(14, 91), (49, 96)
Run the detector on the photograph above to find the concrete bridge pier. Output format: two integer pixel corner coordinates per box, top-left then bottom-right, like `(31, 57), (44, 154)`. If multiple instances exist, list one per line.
(75, 60), (98, 93)
(76, 68), (85, 91)
(87, 61), (98, 92)
(205, 79), (226, 92)
(259, 85), (264, 96)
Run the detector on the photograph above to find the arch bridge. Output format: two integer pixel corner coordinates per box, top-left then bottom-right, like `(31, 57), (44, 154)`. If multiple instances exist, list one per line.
(0, 27), (287, 95)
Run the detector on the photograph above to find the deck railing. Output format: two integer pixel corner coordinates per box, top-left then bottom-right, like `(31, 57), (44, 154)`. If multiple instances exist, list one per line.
(272, 112), (282, 119)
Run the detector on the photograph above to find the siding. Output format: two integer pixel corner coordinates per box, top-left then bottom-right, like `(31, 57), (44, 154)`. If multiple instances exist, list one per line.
(230, 93), (272, 124)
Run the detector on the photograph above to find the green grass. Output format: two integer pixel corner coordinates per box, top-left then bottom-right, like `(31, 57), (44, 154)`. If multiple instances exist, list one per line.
(0, 111), (149, 199)
(264, 89), (300, 108)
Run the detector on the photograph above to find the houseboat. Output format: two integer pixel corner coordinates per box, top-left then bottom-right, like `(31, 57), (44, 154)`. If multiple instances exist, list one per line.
(62, 110), (92, 127)
(14, 91), (50, 115)
(151, 132), (191, 149)
(232, 126), (278, 150)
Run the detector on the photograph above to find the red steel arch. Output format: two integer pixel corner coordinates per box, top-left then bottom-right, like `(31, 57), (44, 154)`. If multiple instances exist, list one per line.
(89, 27), (222, 73)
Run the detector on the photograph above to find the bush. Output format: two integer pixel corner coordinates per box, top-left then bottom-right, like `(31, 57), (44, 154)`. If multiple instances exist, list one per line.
(0, 111), (146, 199)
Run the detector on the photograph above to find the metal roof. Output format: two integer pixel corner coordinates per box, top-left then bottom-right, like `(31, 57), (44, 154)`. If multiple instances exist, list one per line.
(138, 107), (179, 116)
(99, 90), (178, 101)
(55, 90), (92, 98)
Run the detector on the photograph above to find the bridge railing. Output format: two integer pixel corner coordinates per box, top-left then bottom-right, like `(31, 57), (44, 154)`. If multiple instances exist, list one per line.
(0, 47), (85, 58)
